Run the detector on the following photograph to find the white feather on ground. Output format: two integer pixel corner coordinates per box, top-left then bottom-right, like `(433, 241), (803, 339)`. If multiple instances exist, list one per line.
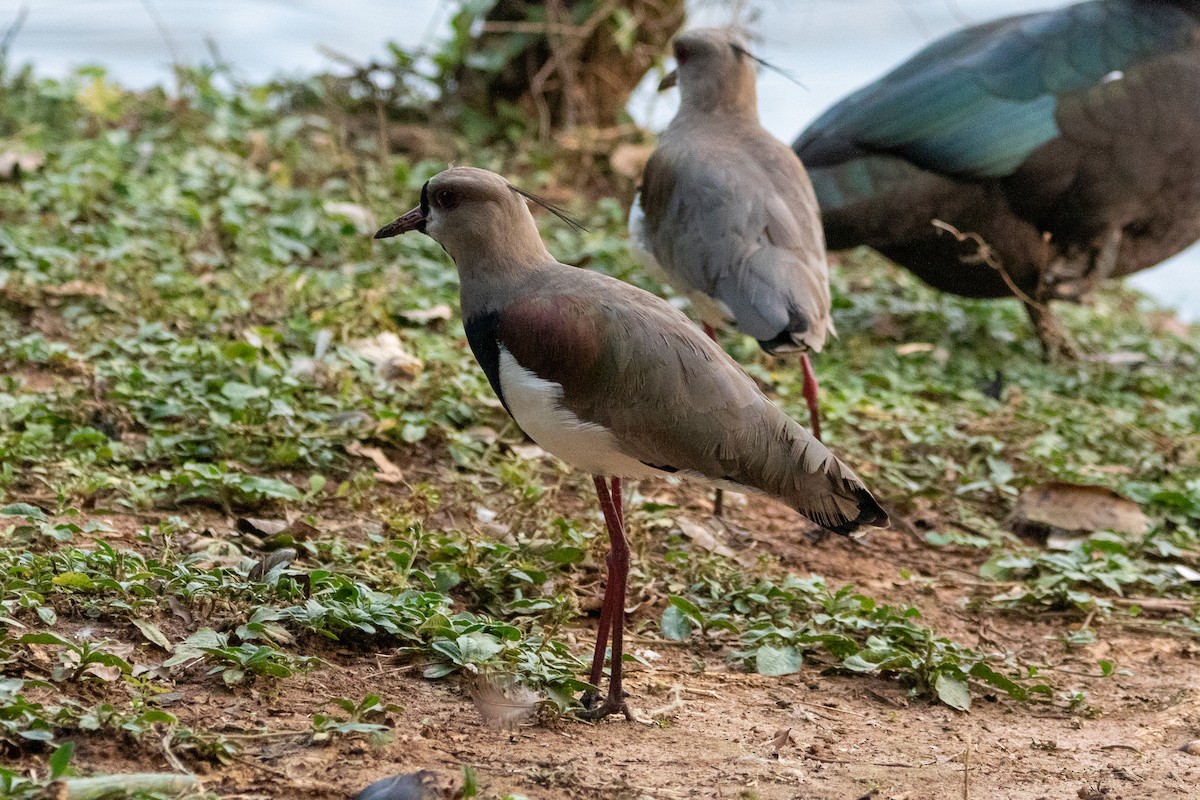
(467, 677), (544, 729)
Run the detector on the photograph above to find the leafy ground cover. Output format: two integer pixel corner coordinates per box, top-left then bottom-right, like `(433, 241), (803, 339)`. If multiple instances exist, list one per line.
(0, 53), (1198, 800)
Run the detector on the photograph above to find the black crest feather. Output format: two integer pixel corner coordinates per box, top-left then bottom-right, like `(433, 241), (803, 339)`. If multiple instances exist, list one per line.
(508, 185), (589, 233)
(731, 43), (808, 91)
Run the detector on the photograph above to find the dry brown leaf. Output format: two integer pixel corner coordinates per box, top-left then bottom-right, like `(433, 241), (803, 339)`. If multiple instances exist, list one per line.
(509, 442), (549, 461)
(869, 313), (903, 340)
(236, 517), (288, 537)
(1148, 311), (1191, 338)
(0, 150), (44, 177)
(42, 280), (108, 298)
(674, 516), (756, 568)
(167, 597), (193, 625)
(1083, 350), (1148, 366)
(1011, 482), (1149, 537)
(350, 332), (423, 380)
(398, 304), (453, 325)
(1175, 565), (1200, 583)
(769, 727), (795, 753)
(346, 441), (404, 484)
(895, 342), (935, 355)
(324, 201), (376, 233)
(236, 516), (318, 550)
(279, 520), (318, 543)
(248, 548), (297, 581)
(609, 142), (654, 178)
(83, 663), (123, 682)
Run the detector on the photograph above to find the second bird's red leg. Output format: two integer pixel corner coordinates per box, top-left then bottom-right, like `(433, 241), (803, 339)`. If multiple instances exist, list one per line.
(800, 352), (822, 442)
(701, 325), (725, 516)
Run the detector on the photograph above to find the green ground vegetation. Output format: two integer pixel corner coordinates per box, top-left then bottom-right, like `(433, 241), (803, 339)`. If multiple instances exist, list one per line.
(0, 50), (1197, 798)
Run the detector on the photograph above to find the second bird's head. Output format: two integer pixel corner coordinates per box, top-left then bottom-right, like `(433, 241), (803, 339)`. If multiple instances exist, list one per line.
(661, 28), (758, 116)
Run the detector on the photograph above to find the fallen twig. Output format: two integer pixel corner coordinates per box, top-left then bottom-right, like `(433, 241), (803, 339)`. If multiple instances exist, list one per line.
(963, 731), (971, 800)
(644, 683), (685, 718)
(802, 752), (938, 768)
(49, 774), (196, 800)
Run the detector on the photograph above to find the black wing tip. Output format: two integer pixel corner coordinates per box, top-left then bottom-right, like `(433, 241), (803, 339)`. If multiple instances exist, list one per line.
(757, 311), (812, 355)
(757, 331), (807, 355)
(756, 332), (794, 355)
(823, 485), (890, 536)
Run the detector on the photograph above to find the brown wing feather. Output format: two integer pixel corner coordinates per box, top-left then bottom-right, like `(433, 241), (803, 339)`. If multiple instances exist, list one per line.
(497, 268), (886, 534)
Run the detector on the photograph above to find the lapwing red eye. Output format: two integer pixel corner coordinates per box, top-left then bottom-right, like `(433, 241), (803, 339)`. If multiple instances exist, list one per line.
(434, 189), (458, 209)
(674, 43), (689, 65)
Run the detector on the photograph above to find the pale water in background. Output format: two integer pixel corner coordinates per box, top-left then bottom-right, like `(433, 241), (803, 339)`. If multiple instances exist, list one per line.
(3, 0), (1197, 320)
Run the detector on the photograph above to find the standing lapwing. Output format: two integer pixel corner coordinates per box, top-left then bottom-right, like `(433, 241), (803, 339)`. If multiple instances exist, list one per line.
(374, 166), (888, 720)
(793, 0), (1200, 357)
(632, 28), (832, 447)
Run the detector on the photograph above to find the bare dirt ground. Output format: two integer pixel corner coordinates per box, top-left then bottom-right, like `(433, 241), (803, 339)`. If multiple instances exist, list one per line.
(18, 484), (1200, 800)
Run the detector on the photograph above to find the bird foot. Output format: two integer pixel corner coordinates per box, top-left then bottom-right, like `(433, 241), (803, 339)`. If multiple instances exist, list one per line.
(1036, 320), (1082, 362)
(1024, 301), (1082, 362)
(578, 691), (636, 722)
(709, 513), (753, 543)
(712, 487), (724, 518)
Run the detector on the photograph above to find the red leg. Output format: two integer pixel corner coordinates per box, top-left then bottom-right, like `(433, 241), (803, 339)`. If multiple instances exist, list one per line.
(582, 475), (632, 720)
(587, 579), (614, 688)
(700, 327), (725, 516)
(800, 352), (822, 442)
(586, 477), (622, 688)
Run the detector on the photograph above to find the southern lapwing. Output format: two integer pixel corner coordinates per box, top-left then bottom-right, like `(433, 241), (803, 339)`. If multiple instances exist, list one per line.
(375, 166), (888, 720)
(793, 0), (1200, 358)
(632, 28), (832, 449)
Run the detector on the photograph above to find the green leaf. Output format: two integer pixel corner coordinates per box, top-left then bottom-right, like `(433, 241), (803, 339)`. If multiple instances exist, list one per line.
(19, 632), (74, 647)
(48, 741), (74, 779)
(51, 572), (96, 590)
(220, 381), (268, 404)
(132, 620), (173, 652)
(543, 546), (585, 564)
(462, 764), (478, 798)
(841, 653), (882, 673)
(423, 663), (455, 680)
(401, 423), (428, 443)
(755, 645), (802, 676)
(434, 569), (461, 592)
(163, 628), (225, 668)
(659, 604), (692, 642)
(968, 662), (1026, 700)
(455, 632), (503, 664)
(934, 673), (971, 711)
(0, 503), (47, 520)
(667, 595), (702, 620)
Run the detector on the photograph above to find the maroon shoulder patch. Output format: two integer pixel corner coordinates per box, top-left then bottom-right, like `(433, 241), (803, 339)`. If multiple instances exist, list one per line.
(496, 296), (605, 390)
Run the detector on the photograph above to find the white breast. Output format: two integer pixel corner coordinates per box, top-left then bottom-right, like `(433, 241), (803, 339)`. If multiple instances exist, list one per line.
(497, 347), (660, 480)
(627, 193), (659, 270)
